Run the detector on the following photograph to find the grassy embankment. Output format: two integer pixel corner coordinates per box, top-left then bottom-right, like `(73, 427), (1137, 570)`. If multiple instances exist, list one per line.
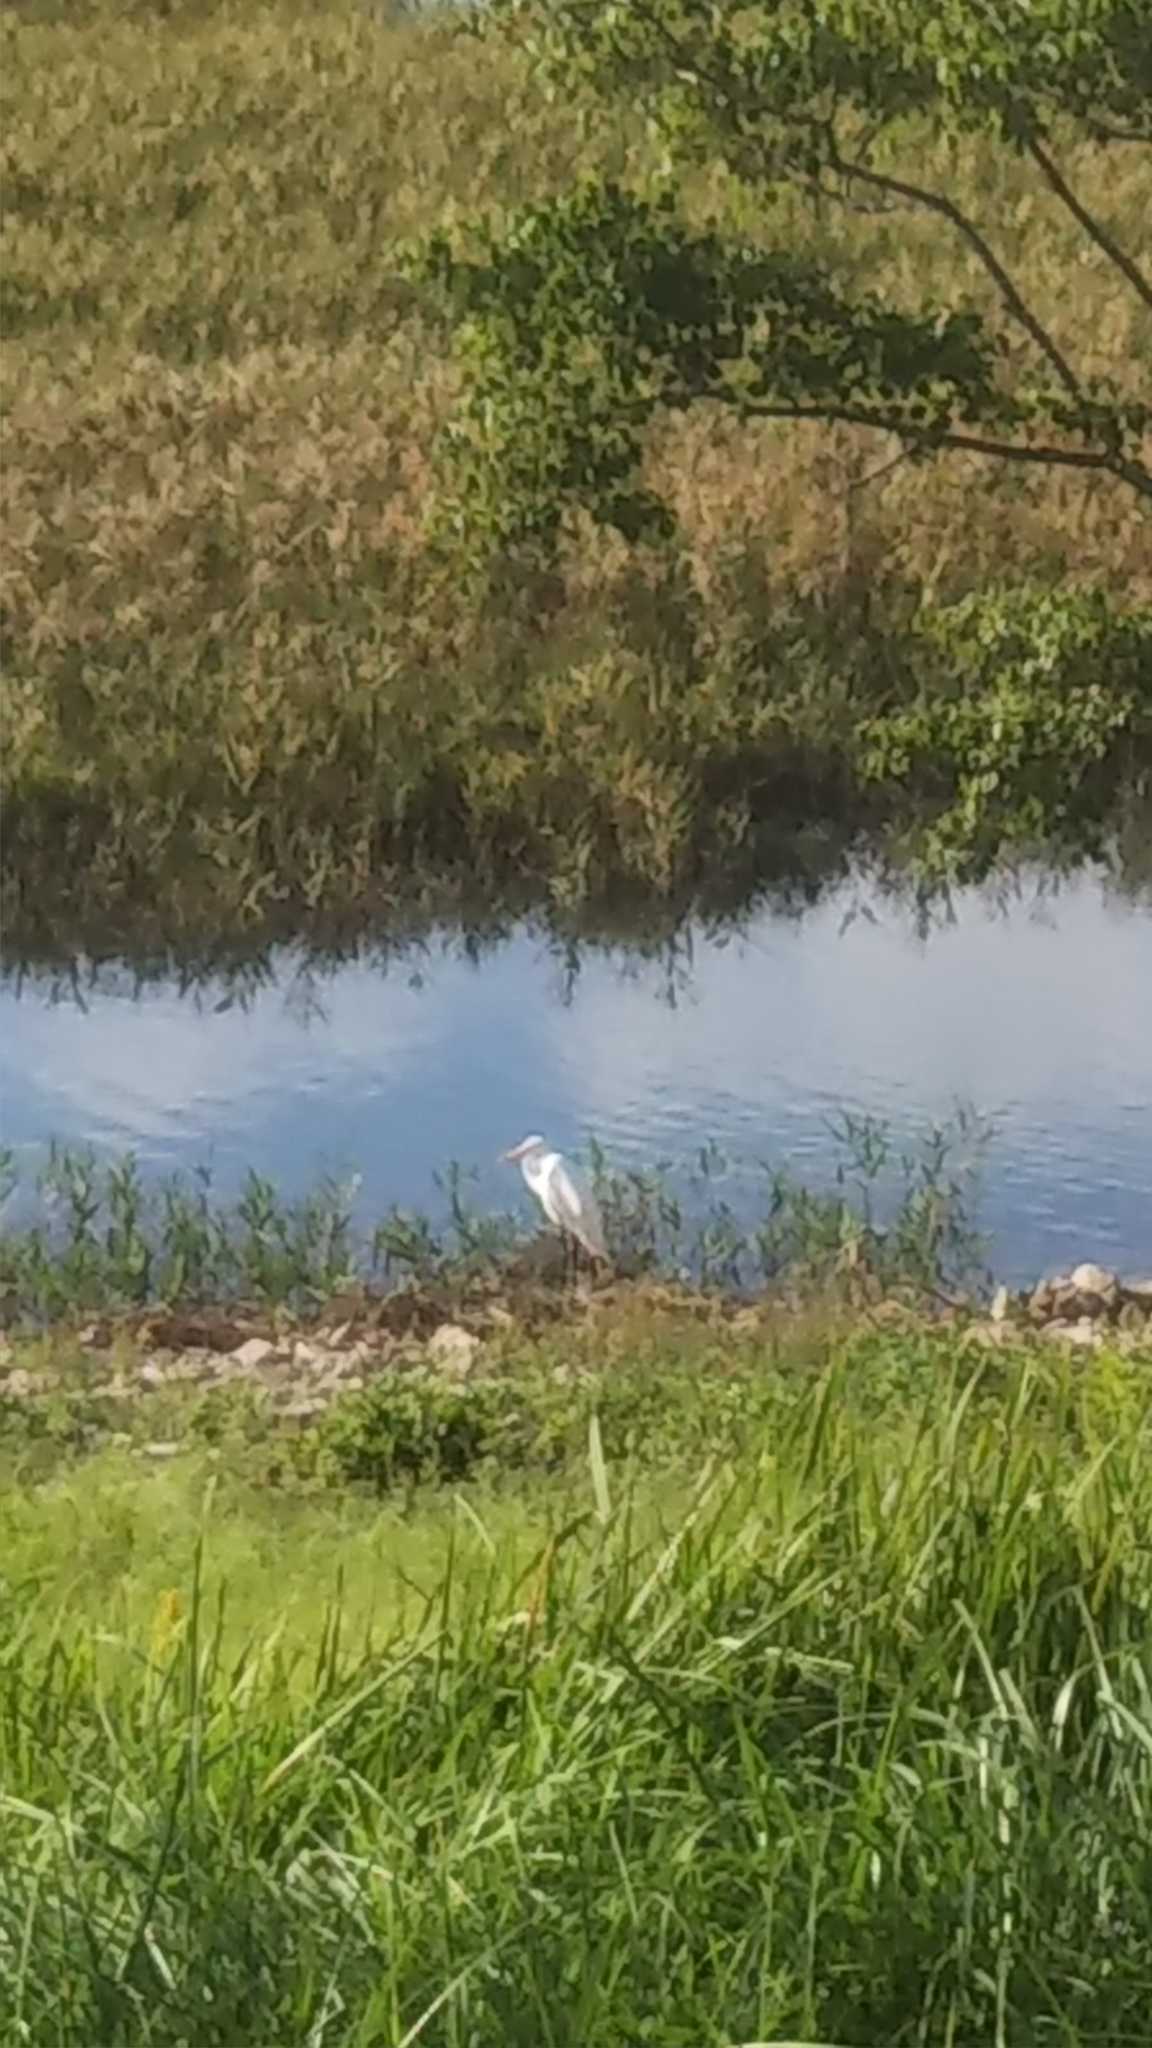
(3, 0), (1151, 975)
(3, 1306), (1152, 2046)
(2, 1144), (1152, 2042)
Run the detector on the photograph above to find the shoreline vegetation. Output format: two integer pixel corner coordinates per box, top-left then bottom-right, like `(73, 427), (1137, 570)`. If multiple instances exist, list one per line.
(0, 1119), (1010, 1324)
(3, 0), (1152, 974)
(4, 1129), (1149, 1485)
(3, 1129), (1149, 1346)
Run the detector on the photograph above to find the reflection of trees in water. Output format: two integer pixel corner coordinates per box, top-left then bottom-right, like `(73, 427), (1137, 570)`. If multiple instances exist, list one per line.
(4, 841), (1150, 1016)
(5, 719), (1151, 1011)
(1, 829), (854, 1004)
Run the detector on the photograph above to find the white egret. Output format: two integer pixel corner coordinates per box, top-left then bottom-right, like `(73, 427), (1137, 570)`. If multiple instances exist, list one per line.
(503, 1135), (608, 1267)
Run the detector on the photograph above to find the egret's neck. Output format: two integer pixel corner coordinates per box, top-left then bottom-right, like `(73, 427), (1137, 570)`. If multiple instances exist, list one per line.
(523, 1149), (560, 1195)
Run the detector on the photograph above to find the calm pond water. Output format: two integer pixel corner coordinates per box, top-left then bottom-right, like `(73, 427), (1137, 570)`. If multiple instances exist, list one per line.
(2, 875), (1150, 1284)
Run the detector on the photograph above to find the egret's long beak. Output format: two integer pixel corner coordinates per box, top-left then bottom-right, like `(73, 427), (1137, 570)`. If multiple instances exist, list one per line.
(502, 1142), (527, 1162)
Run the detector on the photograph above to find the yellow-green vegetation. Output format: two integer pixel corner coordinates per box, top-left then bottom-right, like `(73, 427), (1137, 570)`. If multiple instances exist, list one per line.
(3, 0), (1151, 971)
(3, 1310), (1152, 2043)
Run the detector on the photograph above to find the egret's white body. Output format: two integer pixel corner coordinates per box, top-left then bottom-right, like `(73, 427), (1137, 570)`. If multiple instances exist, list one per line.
(503, 1135), (607, 1262)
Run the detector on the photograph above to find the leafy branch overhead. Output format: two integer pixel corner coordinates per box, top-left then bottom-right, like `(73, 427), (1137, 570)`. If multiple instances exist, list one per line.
(408, 0), (1152, 553)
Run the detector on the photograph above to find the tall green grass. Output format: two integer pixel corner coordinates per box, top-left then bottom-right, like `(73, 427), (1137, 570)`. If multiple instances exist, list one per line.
(2, 1344), (1151, 2044)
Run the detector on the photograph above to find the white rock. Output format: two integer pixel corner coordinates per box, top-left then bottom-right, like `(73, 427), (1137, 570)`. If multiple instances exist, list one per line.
(230, 1337), (276, 1370)
(1069, 1263), (1118, 1300)
(990, 1285), (1011, 1324)
(426, 1323), (481, 1375)
(282, 1396), (329, 1422)
(138, 1360), (166, 1388)
(142, 1441), (181, 1459)
(1043, 1318), (1101, 1349)
(292, 1339), (327, 1370)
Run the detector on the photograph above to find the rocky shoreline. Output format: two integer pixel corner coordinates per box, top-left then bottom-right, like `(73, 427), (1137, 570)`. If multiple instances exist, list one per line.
(980, 1261), (1152, 1347)
(2, 1264), (1150, 1445)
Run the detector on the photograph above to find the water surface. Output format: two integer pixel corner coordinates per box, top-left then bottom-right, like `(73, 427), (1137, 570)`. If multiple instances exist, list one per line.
(2, 877), (1150, 1283)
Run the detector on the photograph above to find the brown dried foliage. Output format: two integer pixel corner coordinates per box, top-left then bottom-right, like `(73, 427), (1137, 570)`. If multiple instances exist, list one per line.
(2, 0), (1150, 965)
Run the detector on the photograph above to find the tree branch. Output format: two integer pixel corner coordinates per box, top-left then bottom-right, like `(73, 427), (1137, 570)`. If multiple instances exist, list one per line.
(1084, 118), (1152, 143)
(826, 149), (1085, 402)
(799, 171), (899, 216)
(603, 1), (1090, 407)
(1023, 133), (1152, 313)
(846, 447), (912, 495)
(732, 397), (1152, 496)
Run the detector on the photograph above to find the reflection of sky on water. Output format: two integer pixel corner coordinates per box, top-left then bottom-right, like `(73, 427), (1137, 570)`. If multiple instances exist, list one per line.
(2, 877), (1150, 1282)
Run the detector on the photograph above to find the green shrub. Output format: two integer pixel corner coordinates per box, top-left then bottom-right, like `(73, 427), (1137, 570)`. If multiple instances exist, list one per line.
(297, 1371), (529, 1491)
(864, 586), (1152, 879)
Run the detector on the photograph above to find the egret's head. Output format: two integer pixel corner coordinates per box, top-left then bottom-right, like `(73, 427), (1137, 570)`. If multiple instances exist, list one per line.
(503, 1134), (545, 1162)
